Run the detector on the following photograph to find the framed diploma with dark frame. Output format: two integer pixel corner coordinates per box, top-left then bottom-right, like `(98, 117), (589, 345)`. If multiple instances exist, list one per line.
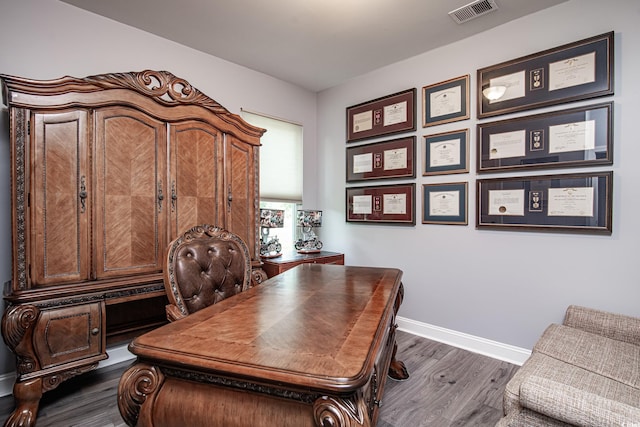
(422, 182), (468, 225)
(477, 102), (613, 173)
(422, 75), (470, 127)
(346, 136), (416, 182)
(477, 31), (614, 119)
(423, 129), (469, 176)
(476, 171), (612, 234)
(346, 183), (415, 225)
(346, 89), (416, 143)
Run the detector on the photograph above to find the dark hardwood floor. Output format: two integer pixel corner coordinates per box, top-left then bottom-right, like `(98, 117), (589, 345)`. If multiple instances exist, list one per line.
(0, 331), (518, 426)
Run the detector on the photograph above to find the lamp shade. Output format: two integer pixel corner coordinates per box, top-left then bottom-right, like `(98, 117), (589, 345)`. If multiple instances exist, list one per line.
(297, 210), (322, 227)
(482, 85), (507, 101)
(260, 209), (285, 228)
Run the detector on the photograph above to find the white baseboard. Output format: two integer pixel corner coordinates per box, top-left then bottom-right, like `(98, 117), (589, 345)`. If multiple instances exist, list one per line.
(0, 320), (530, 398)
(0, 372), (14, 398)
(397, 316), (531, 366)
(0, 343), (135, 398)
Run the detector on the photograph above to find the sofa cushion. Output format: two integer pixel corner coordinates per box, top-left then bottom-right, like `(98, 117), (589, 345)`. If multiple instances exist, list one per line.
(503, 352), (640, 416)
(534, 324), (640, 389)
(564, 305), (640, 346)
(520, 375), (640, 426)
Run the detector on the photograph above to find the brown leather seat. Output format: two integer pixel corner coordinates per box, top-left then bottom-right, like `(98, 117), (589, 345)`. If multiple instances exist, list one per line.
(163, 224), (252, 321)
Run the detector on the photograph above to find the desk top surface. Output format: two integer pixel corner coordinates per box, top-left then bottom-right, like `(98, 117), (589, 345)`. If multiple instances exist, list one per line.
(129, 264), (402, 391)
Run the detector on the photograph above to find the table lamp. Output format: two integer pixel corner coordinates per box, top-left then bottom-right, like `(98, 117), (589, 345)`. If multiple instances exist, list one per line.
(294, 209), (323, 253)
(259, 208), (284, 258)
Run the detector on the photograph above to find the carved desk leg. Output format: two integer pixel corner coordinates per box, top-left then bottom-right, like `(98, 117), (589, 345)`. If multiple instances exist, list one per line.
(313, 395), (370, 427)
(118, 362), (164, 427)
(388, 282), (409, 381)
(4, 378), (41, 427)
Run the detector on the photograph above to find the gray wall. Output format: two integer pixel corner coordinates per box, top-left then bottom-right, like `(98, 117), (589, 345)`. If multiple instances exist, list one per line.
(317, 0), (640, 351)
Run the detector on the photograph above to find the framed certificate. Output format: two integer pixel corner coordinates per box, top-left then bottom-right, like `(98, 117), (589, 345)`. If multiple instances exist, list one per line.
(477, 102), (613, 172)
(476, 171), (612, 234)
(423, 75), (470, 127)
(477, 31), (614, 119)
(423, 129), (469, 176)
(346, 89), (416, 142)
(346, 136), (416, 182)
(422, 182), (468, 225)
(346, 183), (415, 225)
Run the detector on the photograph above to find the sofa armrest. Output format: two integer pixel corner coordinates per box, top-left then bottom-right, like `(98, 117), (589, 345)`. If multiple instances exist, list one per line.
(520, 375), (640, 427)
(564, 305), (640, 346)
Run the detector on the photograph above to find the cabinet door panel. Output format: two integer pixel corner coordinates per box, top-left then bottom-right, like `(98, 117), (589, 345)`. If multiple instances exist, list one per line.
(169, 121), (224, 238)
(31, 111), (90, 286)
(95, 107), (166, 278)
(225, 135), (258, 259)
(33, 302), (105, 369)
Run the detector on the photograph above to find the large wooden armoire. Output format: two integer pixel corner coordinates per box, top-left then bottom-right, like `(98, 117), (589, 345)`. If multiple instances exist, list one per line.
(0, 70), (265, 426)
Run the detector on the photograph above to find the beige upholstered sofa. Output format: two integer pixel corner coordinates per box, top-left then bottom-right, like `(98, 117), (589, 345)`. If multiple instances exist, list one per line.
(496, 305), (640, 426)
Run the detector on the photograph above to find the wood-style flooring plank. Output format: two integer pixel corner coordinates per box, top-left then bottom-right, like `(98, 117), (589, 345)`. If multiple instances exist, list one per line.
(0, 330), (518, 426)
(377, 331), (518, 426)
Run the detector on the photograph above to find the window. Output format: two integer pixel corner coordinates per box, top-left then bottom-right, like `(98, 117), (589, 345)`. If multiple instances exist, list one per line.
(241, 110), (303, 253)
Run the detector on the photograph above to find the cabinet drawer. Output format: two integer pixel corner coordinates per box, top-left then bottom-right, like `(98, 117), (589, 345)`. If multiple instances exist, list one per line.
(33, 302), (105, 369)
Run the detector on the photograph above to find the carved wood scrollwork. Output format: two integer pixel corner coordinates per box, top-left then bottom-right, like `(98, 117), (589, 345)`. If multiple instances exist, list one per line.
(251, 268), (268, 286)
(14, 108), (28, 290)
(313, 395), (368, 427)
(1, 305), (40, 375)
(42, 364), (98, 392)
(85, 70), (229, 114)
(117, 363), (164, 427)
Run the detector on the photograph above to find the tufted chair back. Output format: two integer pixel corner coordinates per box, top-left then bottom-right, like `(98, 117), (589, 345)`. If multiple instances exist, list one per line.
(163, 224), (252, 321)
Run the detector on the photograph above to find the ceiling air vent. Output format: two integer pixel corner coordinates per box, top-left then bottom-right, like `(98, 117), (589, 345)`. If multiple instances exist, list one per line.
(449, 0), (499, 24)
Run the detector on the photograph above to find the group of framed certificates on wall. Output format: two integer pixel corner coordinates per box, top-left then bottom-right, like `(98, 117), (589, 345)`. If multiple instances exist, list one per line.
(345, 31), (615, 234)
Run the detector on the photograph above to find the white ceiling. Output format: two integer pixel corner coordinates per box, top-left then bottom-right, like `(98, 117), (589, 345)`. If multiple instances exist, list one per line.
(61, 0), (567, 92)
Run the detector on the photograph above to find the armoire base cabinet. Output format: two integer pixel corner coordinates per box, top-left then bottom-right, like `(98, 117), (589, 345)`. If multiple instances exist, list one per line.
(0, 70), (266, 427)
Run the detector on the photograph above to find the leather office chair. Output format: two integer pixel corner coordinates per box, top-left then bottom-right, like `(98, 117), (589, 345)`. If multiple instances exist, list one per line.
(163, 224), (252, 321)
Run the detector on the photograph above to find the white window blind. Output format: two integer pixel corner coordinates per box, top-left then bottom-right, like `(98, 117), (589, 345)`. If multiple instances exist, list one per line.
(241, 110), (303, 203)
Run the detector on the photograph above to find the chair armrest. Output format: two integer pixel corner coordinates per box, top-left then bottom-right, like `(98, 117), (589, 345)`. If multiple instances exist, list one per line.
(165, 304), (186, 322)
(564, 305), (640, 346)
(520, 375), (640, 427)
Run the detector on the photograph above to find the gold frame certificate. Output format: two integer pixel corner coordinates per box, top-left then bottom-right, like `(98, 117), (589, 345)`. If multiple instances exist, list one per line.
(422, 182), (467, 225)
(423, 129), (469, 176)
(422, 75), (469, 127)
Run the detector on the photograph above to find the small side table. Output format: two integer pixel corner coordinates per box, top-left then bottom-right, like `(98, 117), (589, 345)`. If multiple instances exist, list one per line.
(261, 250), (344, 278)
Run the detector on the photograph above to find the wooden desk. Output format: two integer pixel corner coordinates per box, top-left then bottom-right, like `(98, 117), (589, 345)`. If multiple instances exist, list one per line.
(118, 264), (407, 427)
(261, 250), (344, 278)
